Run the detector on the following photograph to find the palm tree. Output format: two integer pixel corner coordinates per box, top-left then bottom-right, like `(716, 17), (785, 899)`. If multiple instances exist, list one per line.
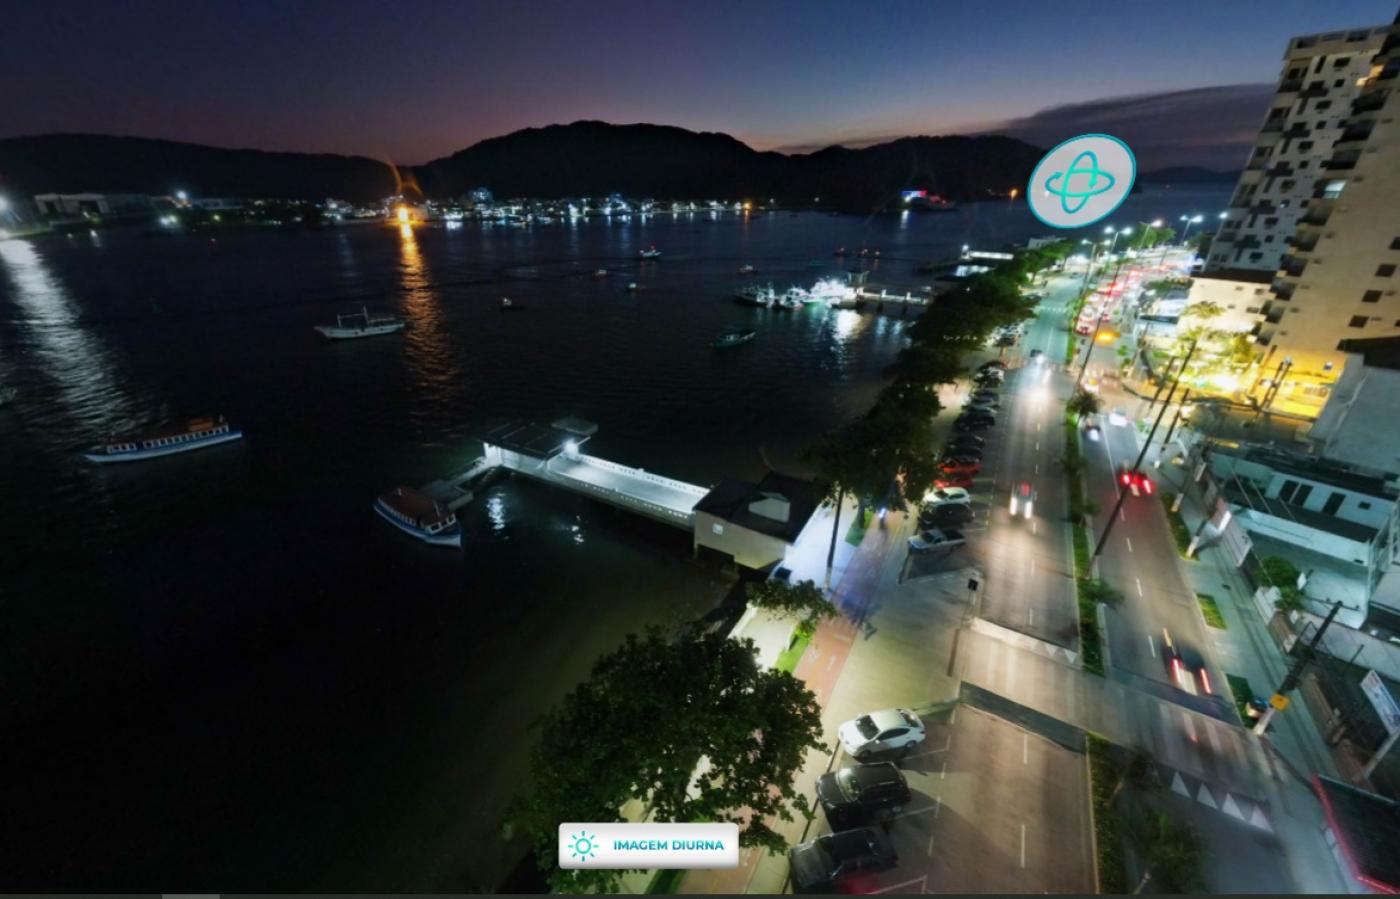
(1066, 388), (1102, 420)
(1132, 809), (1205, 893)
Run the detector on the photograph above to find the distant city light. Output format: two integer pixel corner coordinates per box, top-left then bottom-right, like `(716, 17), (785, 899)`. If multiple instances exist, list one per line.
(396, 206), (411, 224)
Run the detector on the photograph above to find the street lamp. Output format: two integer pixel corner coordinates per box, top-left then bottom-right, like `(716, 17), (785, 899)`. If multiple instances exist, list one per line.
(1179, 213), (1205, 242)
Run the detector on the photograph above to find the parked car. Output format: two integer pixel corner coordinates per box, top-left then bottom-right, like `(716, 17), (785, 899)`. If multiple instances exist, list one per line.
(1082, 414), (1102, 442)
(935, 474), (975, 490)
(838, 708), (927, 759)
(978, 360), (1007, 372)
(942, 447), (983, 462)
(920, 502), (973, 528)
(1108, 407), (1128, 427)
(946, 433), (985, 451)
(788, 827), (899, 894)
(970, 388), (1000, 402)
(954, 413), (995, 432)
(816, 762), (912, 828)
(908, 528), (966, 553)
(995, 334), (1016, 347)
(940, 458), (981, 476)
(924, 486), (971, 507)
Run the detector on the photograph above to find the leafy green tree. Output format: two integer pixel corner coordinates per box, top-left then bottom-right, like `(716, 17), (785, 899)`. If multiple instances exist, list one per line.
(1259, 556), (1306, 612)
(514, 628), (825, 893)
(1066, 388), (1103, 420)
(1110, 747), (1160, 803)
(1131, 809), (1206, 893)
(747, 578), (838, 632)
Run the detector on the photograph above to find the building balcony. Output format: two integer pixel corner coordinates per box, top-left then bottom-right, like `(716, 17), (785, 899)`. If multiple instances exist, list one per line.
(1248, 202), (1277, 216)
(1246, 158), (1268, 171)
(1299, 86), (1329, 99)
(1272, 278), (1297, 301)
(1299, 208), (1332, 227)
(1264, 163), (1295, 178)
(1278, 78), (1303, 93)
(1283, 125), (1311, 139)
(1279, 254), (1308, 277)
(1287, 232), (1320, 253)
(1324, 152), (1361, 171)
(1335, 122), (1373, 147)
(1261, 119), (1285, 133)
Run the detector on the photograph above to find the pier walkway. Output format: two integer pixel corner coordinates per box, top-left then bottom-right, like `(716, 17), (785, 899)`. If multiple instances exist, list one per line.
(451, 419), (709, 529)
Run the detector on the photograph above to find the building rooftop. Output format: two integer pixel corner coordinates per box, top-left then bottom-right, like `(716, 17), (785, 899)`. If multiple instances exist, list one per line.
(1313, 775), (1400, 893)
(1192, 267), (1275, 285)
(693, 471), (818, 543)
(1214, 443), (1398, 499)
(1338, 335), (1400, 372)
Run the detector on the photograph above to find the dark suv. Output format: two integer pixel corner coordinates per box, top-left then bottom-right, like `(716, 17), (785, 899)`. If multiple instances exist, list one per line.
(816, 762), (912, 828)
(788, 827), (899, 893)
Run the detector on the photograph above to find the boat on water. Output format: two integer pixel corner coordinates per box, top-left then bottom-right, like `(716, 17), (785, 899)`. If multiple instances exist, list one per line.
(83, 416), (243, 463)
(314, 306), (405, 340)
(712, 328), (757, 349)
(594, 268), (608, 278)
(777, 287), (807, 310)
(374, 486), (462, 547)
(500, 297), (524, 311)
(626, 282), (642, 292)
(639, 246), (662, 259)
(735, 284), (777, 307)
(738, 264), (757, 275)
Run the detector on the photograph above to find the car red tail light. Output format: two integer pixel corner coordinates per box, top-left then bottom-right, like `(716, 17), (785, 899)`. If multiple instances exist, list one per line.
(1199, 668), (1212, 695)
(1142, 478), (1155, 495)
(1120, 472), (1131, 486)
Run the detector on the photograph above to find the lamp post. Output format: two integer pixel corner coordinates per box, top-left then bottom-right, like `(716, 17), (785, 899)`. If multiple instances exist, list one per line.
(1179, 213), (1205, 243)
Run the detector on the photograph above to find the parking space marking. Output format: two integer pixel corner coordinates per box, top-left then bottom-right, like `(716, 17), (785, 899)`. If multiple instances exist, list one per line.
(1028, 607), (1034, 627)
(941, 760), (948, 780)
(1125, 537), (1133, 553)
(934, 794), (942, 819)
(1135, 577), (1144, 597)
(1023, 732), (1029, 765)
(874, 875), (927, 894)
(1020, 823), (1027, 868)
(928, 834), (935, 857)
(1148, 633), (1157, 658)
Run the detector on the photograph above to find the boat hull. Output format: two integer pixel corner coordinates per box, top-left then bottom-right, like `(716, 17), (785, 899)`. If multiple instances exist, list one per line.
(373, 500), (462, 547)
(83, 430), (244, 463)
(315, 322), (406, 340)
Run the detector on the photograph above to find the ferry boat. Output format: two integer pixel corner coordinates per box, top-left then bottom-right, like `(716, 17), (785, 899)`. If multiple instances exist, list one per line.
(374, 486), (462, 547)
(777, 287), (808, 310)
(83, 416), (243, 463)
(712, 328), (756, 349)
(314, 306), (405, 340)
(639, 246), (662, 259)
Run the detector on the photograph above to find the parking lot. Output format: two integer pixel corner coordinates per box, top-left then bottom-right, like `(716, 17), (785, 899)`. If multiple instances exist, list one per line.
(805, 701), (1094, 893)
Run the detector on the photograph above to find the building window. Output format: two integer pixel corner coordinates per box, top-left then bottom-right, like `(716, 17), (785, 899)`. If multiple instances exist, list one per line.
(1363, 290), (1382, 303)
(1391, 237), (1400, 250)
(1299, 141), (1314, 151)
(1349, 315), (1368, 327)
(1358, 501), (1372, 511)
(1279, 480), (1299, 503)
(1295, 484), (1313, 505)
(1322, 492), (1344, 516)
(1378, 264), (1396, 278)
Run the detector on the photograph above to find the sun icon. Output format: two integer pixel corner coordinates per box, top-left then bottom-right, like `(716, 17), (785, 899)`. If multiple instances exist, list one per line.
(568, 830), (598, 862)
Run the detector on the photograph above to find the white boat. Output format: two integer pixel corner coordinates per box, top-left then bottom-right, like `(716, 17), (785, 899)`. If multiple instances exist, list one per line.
(735, 284), (777, 307)
(777, 287), (808, 309)
(807, 277), (858, 307)
(639, 246), (662, 259)
(374, 486), (462, 547)
(315, 306), (405, 340)
(83, 416), (243, 463)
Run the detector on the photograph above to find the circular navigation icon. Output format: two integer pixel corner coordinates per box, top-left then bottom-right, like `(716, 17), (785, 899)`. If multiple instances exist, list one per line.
(1027, 134), (1136, 229)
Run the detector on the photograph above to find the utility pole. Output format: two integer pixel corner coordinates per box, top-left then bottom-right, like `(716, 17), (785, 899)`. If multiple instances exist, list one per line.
(1254, 601), (1342, 736)
(1092, 341), (1196, 562)
(1142, 357), (1181, 419)
(1160, 388), (1191, 453)
(1076, 315), (1105, 390)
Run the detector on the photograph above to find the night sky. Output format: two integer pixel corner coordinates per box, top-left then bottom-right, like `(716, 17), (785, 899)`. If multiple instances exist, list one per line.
(2, 0), (1395, 168)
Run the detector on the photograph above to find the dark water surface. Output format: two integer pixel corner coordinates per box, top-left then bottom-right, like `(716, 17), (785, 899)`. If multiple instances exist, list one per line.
(0, 189), (1226, 890)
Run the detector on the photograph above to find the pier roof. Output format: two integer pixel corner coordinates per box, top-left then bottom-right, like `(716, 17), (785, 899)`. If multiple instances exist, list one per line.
(694, 471), (817, 543)
(481, 421), (588, 460)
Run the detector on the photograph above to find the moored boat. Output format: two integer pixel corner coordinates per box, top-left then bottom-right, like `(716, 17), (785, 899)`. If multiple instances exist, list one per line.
(314, 306), (405, 340)
(738, 264), (757, 275)
(735, 284), (777, 307)
(83, 416), (243, 463)
(374, 486), (462, 546)
(639, 246), (662, 259)
(712, 328), (757, 349)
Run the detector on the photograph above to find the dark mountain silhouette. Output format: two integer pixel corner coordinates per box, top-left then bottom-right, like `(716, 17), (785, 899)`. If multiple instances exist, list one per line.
(0, 134), (401, 203)
(0, 123), (1049, 209)
(1138, 165), (1240, 184)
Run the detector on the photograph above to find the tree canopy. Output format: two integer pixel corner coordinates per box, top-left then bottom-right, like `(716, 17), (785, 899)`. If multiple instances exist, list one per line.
(514, 628), (825, 892)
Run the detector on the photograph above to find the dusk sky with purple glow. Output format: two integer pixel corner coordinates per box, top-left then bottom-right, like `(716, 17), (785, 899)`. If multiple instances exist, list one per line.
(3, 0), (1396, 168)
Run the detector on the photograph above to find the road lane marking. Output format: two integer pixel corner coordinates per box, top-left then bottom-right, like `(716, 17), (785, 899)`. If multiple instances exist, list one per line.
(1020, 823), (1027, 868)
(826, 655), (836, 671)
(1023, 733), (1029, 765)
(941, 761), (948, 780)
(1035, 441), (1040, 451)
(1136, 578), (1144, 597)
(1031, 520), (1038, 534)
(1120, 507), (1126, 521)
(949, 705), (957, 725)
(1028, 607), (1035, 627)
(928, 835), (935, 857)
(1125, 537), (1133, 553)
(934, 795), (942, 818)
(1181, 709), (1199, 744)
(1148, 634), (1157, 658)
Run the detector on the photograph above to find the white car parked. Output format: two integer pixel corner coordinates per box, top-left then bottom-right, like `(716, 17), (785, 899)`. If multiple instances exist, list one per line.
(923, 487), (971, 508)
(838, 708), (927, 760)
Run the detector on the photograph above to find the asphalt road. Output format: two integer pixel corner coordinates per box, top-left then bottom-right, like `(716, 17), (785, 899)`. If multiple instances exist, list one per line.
(1078, 300), (1237, 723)
(964, 275), (1081, 649)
